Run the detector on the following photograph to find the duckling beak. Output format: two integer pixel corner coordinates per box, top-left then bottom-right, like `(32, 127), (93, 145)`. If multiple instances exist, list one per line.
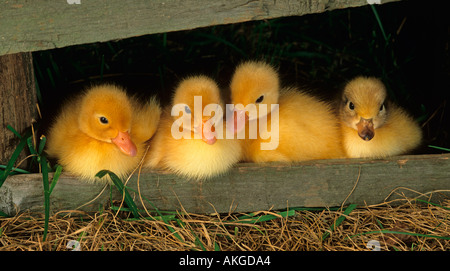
(202, 118), (217, 145)
(356, 118), (375, 141)
(112, 131), (137, 157)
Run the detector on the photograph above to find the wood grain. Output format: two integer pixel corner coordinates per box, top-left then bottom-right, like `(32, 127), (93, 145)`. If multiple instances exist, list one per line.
(0, 52), (36, 167)
(0, 0), (399, 56)
(1, 153), (449, 215)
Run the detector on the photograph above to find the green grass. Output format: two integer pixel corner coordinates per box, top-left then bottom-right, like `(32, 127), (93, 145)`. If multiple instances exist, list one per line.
(322, 204), (358, 241)
(428, 145), (450, 152)
(0, 127), (32, 188)
(234, 210), (296, 224)
(0, 125), (63, 240)
(26, 134), (62, 241)
(96, 170), (140, 218)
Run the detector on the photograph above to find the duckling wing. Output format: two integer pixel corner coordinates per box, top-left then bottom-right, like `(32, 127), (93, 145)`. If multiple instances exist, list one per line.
(131, 96), (161, 143)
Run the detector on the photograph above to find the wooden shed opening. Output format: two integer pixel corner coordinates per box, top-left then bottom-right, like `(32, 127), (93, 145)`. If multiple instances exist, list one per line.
(0, 0), (449, 251)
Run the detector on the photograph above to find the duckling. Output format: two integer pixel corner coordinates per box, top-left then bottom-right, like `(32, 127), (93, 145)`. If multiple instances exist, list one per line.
(145, 75), (242, 180)
(229, 61), (345, 162)
(339, 76), (422, 158)
(46, 84), (161, 182)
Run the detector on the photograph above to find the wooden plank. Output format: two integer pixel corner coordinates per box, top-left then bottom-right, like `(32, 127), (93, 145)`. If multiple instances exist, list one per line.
(0, 52), (37, 167)
(0, 0), (399, 56)
(1, 153), (449, 215)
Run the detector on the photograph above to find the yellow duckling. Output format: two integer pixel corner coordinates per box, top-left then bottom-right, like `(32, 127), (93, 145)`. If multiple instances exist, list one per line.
(229, 60), (344, 162)
(339, 76), (422, 158)
(46, 84), (161, 182)
(145, 75), (242, 179)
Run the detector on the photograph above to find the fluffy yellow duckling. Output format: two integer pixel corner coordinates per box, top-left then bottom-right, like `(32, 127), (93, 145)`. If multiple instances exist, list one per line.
(46, 84), (161, 182)
(339, 76), (422, 158)
(229, 61), (344, 162)
(145, 75), (242, 179)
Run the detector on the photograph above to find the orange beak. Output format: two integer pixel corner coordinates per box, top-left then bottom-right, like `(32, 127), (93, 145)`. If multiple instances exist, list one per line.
(111, 131), (137, 156)
(356, 118), (375, 141)
(201, 118), (217, 145)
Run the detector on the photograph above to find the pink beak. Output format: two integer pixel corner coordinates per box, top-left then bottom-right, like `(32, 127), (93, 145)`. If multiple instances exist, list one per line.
(201, 119), (217, 145)
(111, 131), (137, 157)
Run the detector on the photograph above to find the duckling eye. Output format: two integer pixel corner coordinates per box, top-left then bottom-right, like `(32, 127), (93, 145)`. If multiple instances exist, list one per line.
(99, 116), (109, 124)
(379, 103), (385, 112)
(348, 102), (355, 110)
(255, 95), (264, 103)
(185, 105), (191, 114)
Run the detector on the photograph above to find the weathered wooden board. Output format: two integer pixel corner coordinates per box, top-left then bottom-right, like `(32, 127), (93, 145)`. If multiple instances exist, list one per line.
(1, 153), (449, 216)
(0, 0), (399, 56)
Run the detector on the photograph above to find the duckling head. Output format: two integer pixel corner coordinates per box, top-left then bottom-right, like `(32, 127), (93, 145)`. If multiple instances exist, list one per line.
(340, 77), (389, 141)
(78, 85), (137, 156)
(229, 61), (280, 132)
(171, 76), (223, 145)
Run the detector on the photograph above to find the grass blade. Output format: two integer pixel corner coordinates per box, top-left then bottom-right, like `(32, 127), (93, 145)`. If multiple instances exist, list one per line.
(6, 125), (21, 139)
(0, 165), (30, 175)
(214, 242), (221, 251)
(291, 206), (341, 212)
(428, 145), (450, 152)
(96, 170), (140, 218)
(370, 5), (388, 43)
(49, 165), (62, 195)
(38, 136), (47, 155)
(414, 198), (450, 211)
(120, 185), (184, 242)
(26, 136), (38, 155)
(0, 131), (30, 187)
(0, 211), (9, 217)
(121, 186), (178, 219)
(40, 155), (50, 241)
(234, 210), (295, 224)
(322, 204), (357, 241)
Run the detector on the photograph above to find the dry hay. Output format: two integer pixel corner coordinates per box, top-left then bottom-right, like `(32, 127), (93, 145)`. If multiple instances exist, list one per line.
(1, 197), (449, 251)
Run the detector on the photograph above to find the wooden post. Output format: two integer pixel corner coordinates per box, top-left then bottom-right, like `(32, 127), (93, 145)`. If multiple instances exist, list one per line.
(0, 52), (37, 167)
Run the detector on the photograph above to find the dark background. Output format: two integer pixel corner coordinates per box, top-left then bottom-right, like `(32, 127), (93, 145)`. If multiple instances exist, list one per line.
(33, 0), (450, 154)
